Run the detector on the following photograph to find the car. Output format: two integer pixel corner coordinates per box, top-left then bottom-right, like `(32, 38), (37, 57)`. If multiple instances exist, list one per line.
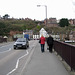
(13, 38), (29, 49)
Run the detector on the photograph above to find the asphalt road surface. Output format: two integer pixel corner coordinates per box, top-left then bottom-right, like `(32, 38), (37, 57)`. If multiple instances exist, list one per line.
(0, 40), (38, 75)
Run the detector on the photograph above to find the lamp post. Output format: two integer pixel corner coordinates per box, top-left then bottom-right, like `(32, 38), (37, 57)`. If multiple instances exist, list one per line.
(37, 5), (47, 25)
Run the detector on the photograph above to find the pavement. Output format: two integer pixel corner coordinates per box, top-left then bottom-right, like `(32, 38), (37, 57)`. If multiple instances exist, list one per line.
(0, 42), (14, 46)
(21, 41), (70, 75)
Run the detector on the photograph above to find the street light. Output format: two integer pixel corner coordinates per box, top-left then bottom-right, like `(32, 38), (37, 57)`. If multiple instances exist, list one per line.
(37, 5), (47, 25)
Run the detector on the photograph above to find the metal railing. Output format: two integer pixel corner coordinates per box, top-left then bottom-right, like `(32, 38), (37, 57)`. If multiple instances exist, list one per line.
(54, 40), (75, 70)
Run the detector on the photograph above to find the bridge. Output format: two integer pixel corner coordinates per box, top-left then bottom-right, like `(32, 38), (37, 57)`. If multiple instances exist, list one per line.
(0, 39), (75, 75)
(21, 40), (75, 75)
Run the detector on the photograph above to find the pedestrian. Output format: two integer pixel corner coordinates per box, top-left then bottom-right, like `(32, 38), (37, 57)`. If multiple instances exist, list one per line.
(47, 35), (54, 53)
(39, 35), (45, 53)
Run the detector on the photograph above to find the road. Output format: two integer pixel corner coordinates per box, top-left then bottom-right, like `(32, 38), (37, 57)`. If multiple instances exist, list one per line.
(0, 40), (38, 75)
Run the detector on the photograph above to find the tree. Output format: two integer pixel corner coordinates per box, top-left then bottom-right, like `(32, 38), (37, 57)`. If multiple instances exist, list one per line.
(3, 14), (10, 19)
(36, 25), (41, 30)
(22, 25), (26, 30)
(0, 22), (6, 35)
(59, 18), (69, 27)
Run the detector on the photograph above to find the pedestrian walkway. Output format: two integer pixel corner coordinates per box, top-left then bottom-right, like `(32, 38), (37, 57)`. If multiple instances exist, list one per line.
(22, 42), (70, 75)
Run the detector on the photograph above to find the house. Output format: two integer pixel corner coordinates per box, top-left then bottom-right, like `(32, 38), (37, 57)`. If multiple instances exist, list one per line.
(44, 18), (58, 27)
(69, 19), (75, 25)
(39, 28), (49, 37)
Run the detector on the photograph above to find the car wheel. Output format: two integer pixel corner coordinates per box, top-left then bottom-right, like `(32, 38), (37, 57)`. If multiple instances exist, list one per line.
(14, 46), (18, 50)
(25, 45), (27, 49)
(27, 45), (29, 48)
(16, 46), (18, 49)
(14, 47), (16, 49)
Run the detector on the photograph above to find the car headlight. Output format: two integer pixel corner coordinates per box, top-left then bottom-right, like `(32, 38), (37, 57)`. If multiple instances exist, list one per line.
(14, 43), (16, 45)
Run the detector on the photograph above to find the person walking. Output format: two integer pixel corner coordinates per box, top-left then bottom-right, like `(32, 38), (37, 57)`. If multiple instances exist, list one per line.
(39, 35), (45, 53)
(47, 35), (54, 53)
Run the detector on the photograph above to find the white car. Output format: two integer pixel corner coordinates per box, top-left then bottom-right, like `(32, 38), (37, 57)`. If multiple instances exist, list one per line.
(13, 38), (29, 49)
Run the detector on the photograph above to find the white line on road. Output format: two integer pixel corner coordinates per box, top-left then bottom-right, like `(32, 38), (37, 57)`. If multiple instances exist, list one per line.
(0, 44), (11, 48)
(0, 48), (11, 53)
(6, 50), (29, 75)
(6, 41), (37, 75)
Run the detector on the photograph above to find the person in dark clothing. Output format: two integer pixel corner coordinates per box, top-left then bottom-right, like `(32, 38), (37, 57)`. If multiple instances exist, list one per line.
(47, 35), (54, 53)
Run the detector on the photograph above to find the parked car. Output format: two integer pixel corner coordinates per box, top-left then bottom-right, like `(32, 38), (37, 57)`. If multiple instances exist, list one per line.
(13, 38), (29, 49)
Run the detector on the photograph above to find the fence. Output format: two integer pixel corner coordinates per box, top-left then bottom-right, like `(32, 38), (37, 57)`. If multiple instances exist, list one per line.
(54, 40), (75, 70)
(0, 38), (7, 43)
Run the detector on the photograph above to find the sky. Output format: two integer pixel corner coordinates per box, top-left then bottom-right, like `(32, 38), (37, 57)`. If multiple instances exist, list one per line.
(0, 0), (75, 20)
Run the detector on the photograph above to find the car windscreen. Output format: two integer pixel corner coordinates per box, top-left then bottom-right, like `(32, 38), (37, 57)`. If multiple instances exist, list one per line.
(16, 38), (26, 42)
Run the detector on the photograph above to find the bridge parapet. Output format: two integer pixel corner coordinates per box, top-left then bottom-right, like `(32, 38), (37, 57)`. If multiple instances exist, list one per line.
(54, 40), (75, 71)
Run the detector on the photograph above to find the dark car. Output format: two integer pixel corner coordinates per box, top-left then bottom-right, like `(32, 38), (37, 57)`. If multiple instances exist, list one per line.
(13, 38), (29, 49)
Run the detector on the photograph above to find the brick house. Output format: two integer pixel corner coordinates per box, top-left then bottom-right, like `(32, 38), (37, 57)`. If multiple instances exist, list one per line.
(69, 19), (75, 25)
(45, 18), (58, 27)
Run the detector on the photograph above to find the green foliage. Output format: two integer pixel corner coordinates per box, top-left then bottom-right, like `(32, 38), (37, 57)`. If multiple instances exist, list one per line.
(0, 22), (10, 36)
(0, 19), (38, 36)
(59, 18), (69, 27)
(3, 14), (10, 19)
(10, 25), (23, 31)
(36, 25), (41, 30)
(0, 18), (75, 37)
(33, 25), (44, 34)
(22, 25), (26, 30)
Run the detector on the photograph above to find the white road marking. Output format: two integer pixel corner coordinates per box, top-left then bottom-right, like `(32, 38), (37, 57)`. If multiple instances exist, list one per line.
(6, 50), (29, 75)
(0, 45), (7, 48)
(0, 48), (11, 53)
(6, 40), (37, 75)
(0, 44), (11, 48)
